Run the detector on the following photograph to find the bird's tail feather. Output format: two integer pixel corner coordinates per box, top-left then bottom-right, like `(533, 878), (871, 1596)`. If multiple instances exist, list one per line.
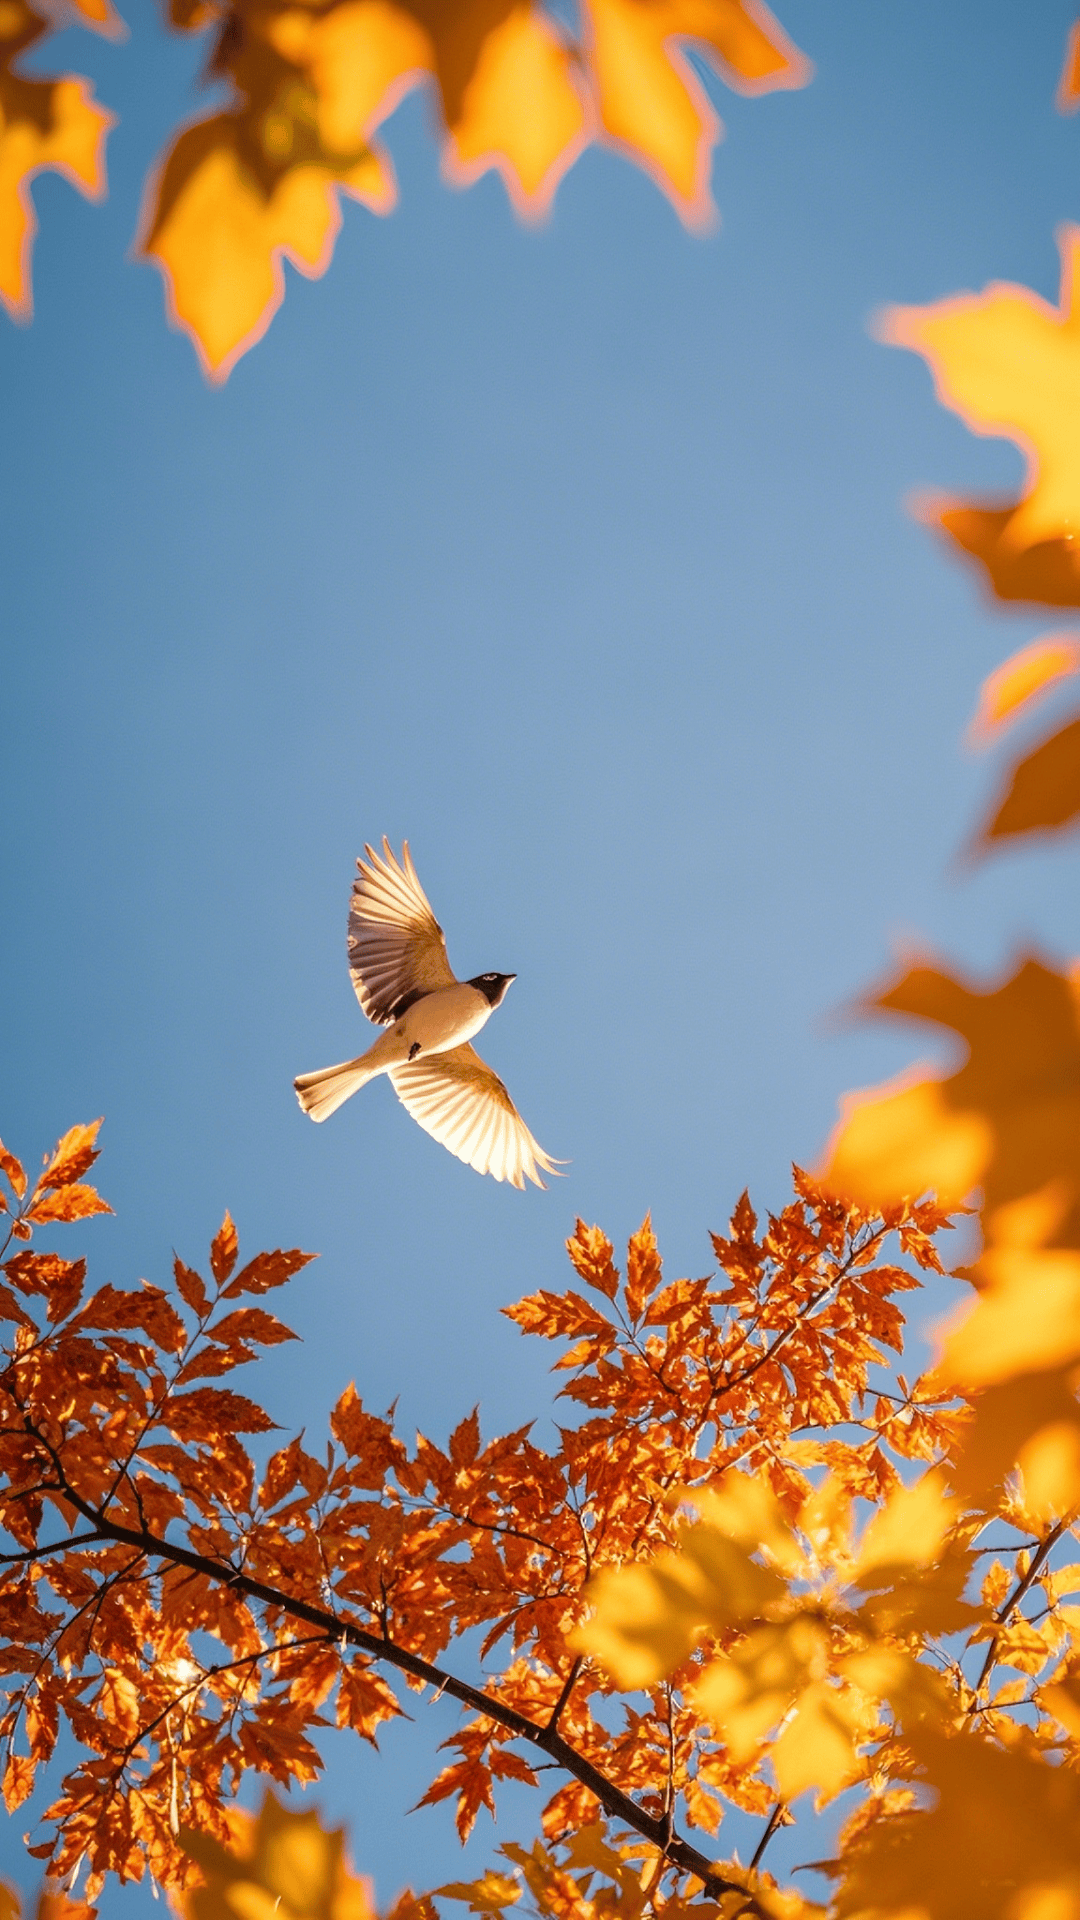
(294, 1056), (374, 1122)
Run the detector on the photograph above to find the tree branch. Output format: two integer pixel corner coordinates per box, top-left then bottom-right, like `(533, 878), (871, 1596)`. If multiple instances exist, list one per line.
(40, 1483), (752, 1905)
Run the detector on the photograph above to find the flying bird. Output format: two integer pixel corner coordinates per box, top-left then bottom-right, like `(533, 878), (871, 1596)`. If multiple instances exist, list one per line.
(294, 840), (560, 1189)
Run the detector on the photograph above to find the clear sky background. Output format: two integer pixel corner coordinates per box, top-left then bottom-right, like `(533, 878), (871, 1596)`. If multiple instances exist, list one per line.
(3, 0), (1080, 1904)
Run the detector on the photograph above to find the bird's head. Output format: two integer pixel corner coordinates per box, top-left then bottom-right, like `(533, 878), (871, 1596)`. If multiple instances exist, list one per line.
(469, 972), (516, 1007)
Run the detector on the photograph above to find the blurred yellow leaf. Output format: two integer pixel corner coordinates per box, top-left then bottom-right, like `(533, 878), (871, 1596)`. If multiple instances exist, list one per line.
(820, 954), (1080, 1250)
(834, 1729), (1080, 1920)
(693, 1614), (871, 1799)
(573, 1519), (786, 1687)
(0, 0), (113, 319)
(940, 1246), (1080, 1389)
(853, 1471), (957, 1584)
(582, 0), (809, 223)
(141, 108), (392, 380)
(951, 1369), (1080, 1505)
(967, 637), (1080, 746)
(139, 0), (807, 373)
(881, 228), (1080, 555)
(178, 1794), (375, 1920)
(690, 1470), (803, 1574)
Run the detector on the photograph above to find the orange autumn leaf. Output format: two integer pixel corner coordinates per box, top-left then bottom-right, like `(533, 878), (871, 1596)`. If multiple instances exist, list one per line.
(0, 0), (113, 320)
(881, 229), (1080, 561)
(0, 1140), (26, 1200)
(967, 637), (1080, 746)
(919, 496), (1080, 610)
(973, 714), (1080, 851)
(1059, 19), (1080, 113)
(820, 953), (1080, 1250)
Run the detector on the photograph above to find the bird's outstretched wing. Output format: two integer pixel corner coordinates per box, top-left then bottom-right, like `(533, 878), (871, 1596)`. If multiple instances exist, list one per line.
(349, 839), (457, 1026)
(389, 1044), (560, 1189)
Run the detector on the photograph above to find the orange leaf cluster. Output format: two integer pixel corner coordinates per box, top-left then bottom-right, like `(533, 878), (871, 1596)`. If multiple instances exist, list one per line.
(1, 1123), (961, 1907)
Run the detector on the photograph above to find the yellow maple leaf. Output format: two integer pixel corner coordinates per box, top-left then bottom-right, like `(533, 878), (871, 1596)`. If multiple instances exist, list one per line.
(881, 228), (1080, 556)
(0, 0), (114, 319)
(820, 954), (1080, 1251)
(140, 104), (393, 381)
(581, 0), (810, 224)
(142, 0), (808, 373)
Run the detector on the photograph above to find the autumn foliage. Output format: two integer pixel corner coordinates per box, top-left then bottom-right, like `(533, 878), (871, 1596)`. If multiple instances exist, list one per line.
(7, 12), (1080, 1920)
(3, 1060), (1080, 1920)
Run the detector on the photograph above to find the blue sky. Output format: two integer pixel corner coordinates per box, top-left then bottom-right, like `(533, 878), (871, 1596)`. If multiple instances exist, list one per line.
(3, 0), (1080, 1904)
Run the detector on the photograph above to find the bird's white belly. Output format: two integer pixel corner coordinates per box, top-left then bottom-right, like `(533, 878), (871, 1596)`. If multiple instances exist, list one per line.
(401, 984), (491, 1055)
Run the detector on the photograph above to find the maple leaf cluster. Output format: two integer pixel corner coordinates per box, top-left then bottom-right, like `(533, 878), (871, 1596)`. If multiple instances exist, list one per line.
(0, 0), (808, 376)
(1, 1115), (976, 1913)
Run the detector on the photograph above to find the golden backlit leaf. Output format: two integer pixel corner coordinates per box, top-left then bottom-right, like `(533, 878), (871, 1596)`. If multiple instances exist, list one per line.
(209, 1211), (239, 1286)
(820, 954), (1080, 1249)
(436, 1872), (521, 1914)
(0, 1), (113, 319)
(967, 637), (1080, 745)
(583, 0), (810, 224)
(141, 112), (392, 381)
(39, 1121), (103, 1192)
(24, 1183), (112, 1225)
(0, 1139), (26, 1199)
(974, 715), (1080, 850)
(882, 229), (1080, 556)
